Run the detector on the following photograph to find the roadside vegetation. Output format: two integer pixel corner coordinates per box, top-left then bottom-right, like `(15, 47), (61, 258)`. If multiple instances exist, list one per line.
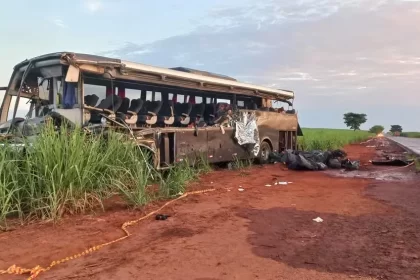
(1, 125), (373, 229)
(369, 125), (384, 134)
(401, 132), (420, 138)
(299, 128), (373, 151)
(0, 124), (211, 230)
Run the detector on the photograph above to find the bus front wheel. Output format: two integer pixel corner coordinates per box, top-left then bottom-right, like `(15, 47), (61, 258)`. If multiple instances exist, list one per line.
(256, 141), (272, 164)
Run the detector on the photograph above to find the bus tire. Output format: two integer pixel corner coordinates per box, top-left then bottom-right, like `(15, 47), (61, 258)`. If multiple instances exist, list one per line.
(256, 141), (272, 164)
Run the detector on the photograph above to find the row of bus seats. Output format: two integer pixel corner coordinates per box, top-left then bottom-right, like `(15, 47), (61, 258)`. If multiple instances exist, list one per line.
(83, 94), (293, 127)
(84, 94), (208, 127)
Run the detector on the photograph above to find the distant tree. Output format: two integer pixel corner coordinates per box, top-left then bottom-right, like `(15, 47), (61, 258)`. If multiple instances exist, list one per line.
(390, 125), (403, 133)
(369, 125), (385, 134)
(343, 112), (367, 131)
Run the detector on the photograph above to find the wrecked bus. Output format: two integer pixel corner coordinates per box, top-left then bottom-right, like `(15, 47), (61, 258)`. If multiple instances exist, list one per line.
(0, 52), (302, 169)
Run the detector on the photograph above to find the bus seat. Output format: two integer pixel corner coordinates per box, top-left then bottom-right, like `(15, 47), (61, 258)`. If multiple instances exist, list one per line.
(137, 100), (162, 126)
(117, 98), (143, 125)
(245, 100), (257, 110)
(204, 103), (216, 125)
(189, 103), (205, 124)
(89, 95), (122, 123)
(157, 100), (175, 126)
(117, 97), (130, 114)
(83, 94), (99, 123)
(286, 109), (296, 114)
(174, 102), (192, 126)
(115, 97), (130, 121)
(124, 99), (143, 125)
(84, 94), (99, 107)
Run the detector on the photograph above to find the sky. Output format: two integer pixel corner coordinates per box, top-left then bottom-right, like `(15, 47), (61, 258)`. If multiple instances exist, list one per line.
(0, 0), (419, 131)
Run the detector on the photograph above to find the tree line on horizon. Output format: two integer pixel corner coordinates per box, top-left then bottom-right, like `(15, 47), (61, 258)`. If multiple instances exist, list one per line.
(343, 112), (404, 135)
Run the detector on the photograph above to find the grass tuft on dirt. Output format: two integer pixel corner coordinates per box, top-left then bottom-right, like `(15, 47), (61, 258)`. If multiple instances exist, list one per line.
(0, 124), (212, 230)
(299, 128), (373, 150)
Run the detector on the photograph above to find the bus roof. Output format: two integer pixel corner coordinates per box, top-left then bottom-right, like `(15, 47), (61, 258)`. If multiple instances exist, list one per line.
(14, 52), (295, 100)
(169, 67), (237, 81)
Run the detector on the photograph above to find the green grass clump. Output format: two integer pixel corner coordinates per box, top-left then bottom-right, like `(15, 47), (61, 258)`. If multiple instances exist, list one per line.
(401, 132), (420, 138)
(159, 154), (212, 198)
(0, 125), (152, 226)
(298, 128), (374, 151)
(0, 124), (212, 230)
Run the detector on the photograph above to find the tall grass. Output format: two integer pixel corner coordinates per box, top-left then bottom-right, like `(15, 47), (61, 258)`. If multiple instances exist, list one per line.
(0, 124), (213, 229)
(159, 154), (212, 198)
(298, 128), (374, 151)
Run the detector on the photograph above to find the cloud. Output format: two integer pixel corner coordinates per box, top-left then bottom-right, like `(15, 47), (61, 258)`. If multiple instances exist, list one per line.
(276, 72), (320, 81)
(83, 0), (103, 13)
(49, 18), (68, 29)
(99, 0), (420, 130)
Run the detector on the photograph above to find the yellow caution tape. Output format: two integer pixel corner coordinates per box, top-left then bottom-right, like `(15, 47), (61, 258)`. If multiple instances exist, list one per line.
(0, 188), (216, 279)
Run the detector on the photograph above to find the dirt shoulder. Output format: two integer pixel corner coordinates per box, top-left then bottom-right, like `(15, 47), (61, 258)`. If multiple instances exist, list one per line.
(1, 137), (419, 280)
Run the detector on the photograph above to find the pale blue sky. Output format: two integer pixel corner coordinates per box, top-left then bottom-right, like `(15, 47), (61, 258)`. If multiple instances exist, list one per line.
(1, 0), (420, 131)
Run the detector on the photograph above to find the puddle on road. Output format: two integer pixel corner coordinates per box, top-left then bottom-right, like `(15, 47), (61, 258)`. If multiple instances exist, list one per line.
(324, 169), (418, 182)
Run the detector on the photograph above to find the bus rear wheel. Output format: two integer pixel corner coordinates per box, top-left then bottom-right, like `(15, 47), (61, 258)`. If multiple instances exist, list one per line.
(256, 141), (272, 164)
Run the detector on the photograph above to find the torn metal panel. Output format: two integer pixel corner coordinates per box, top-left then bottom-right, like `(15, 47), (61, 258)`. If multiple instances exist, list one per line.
(254, 111), (298, 131)
(234, 111), (260, 156)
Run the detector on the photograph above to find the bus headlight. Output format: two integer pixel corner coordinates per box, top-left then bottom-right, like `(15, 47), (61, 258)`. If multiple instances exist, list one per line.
(100, 117), (106, 126)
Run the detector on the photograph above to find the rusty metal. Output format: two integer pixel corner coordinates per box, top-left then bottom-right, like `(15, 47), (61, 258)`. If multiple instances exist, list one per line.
(125, 109), (298, 169)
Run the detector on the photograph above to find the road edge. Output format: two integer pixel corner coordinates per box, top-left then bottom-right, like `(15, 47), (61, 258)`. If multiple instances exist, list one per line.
(385, 136), (420, 157)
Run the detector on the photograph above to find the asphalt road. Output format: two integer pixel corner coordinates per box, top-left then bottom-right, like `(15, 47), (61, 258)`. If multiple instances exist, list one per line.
(387, 136), (420, 155)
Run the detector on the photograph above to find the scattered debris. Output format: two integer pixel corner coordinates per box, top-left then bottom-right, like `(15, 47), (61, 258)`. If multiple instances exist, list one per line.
(155, 214), (170, 220)
(265, 184), (272, 187)
(313, 217), (323, 223)
(371, 159), (414, 166)
(360, 138), (374, 144)
(342, 159), (360, 171)
(269, 149), (356, 171)
(238, 188), (245, 192)
(278, 182), (288, 185)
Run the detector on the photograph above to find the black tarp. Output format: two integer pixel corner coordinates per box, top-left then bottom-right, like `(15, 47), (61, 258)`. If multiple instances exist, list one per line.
(269, 149), (359, 171)
(371, 159), (414, 166)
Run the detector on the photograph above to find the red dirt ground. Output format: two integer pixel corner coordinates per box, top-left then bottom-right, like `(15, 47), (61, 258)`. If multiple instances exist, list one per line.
(1, 137), (419, 280)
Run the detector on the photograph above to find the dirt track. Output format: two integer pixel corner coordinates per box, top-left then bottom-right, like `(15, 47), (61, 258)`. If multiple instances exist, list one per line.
(1, 137), (420, 280)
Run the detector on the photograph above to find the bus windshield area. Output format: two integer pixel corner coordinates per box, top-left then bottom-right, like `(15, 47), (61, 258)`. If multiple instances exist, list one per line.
(0, 65), (67, 137)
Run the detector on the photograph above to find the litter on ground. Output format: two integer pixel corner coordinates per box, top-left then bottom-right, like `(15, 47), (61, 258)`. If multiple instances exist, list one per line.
(155, 214), (170, 221)
(269, 149), (359, 171)
(313, 217), (324, 223)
